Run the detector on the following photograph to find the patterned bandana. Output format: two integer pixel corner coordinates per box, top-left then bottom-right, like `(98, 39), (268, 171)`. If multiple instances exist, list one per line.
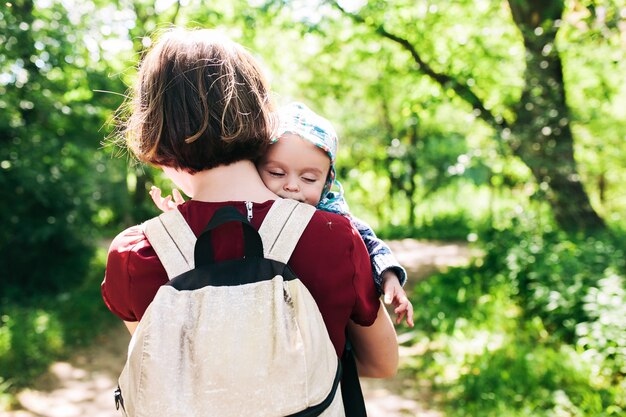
(271, 102), (346, 213)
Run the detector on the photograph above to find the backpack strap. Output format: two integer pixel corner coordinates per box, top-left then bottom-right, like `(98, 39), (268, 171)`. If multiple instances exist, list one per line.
(259, 199), (316, 264)
(143, 210), (196, 279)
(144, 200), (314, 277)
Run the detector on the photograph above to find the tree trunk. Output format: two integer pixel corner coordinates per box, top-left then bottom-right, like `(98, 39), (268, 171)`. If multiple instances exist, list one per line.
(508, 0), (605, 231)
(407, 113), (419, 227)
(330, 0), (606, 233)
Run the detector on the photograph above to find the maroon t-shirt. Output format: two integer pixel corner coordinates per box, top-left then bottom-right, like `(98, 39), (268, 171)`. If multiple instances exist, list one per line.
(102, 200), (380, 355)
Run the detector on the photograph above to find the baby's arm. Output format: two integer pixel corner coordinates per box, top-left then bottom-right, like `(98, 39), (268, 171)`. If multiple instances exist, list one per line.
(350, 217), (407, 290)
(351, 216), (414, 327)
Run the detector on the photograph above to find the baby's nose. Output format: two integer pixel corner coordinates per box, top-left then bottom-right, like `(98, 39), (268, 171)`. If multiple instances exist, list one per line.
(283, 180), (299, 192)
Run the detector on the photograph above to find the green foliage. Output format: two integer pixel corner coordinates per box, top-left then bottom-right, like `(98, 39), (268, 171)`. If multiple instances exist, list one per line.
(53, 249), (119, 347)
(454, 343), (620, 417)
(0, 0), (132, 298)
(378, 211), (473, 241)
(0, 1), (625, 413)
(0, 153), (97, 297)
(405, 219), (626, 415)
(409, 264), (512, 335)
(0, 249), (116, 392)
(480, 221), (625, 342)
(576, 272), (626, 384)
(0, 308), (64, 387)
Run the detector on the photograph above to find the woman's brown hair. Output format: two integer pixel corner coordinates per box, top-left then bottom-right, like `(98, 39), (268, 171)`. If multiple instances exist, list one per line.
(123, 29), (275, 173)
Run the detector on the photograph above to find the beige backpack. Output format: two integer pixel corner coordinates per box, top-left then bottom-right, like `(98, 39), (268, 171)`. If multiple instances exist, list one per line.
(114, 199), (344, 417)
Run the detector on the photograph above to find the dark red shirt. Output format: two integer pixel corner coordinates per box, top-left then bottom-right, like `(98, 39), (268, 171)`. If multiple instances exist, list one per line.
(102, 200), (380, 355)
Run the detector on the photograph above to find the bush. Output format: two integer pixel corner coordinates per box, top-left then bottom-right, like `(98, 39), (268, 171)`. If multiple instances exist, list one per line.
(0, 249), (116, 394)
(404, 219), (625, 416)
(0, 140), (97, 300)
(479, 225), (626, 342)
(453, 343), (620, 417)
(0, 308), (64, 387)
(576, 272), (626, 385)
(410, 264), (512, 335)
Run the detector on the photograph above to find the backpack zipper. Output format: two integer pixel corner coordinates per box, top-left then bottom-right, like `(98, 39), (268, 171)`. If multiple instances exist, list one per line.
(245, 201), (253, 221)
(114, 386), (125, 412)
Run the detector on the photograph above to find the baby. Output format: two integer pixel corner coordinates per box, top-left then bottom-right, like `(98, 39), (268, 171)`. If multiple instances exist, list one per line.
(152, 102), (414, 326)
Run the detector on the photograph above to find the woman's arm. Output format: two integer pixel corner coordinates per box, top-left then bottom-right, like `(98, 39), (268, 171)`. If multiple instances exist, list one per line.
(347, 301), (399, 378)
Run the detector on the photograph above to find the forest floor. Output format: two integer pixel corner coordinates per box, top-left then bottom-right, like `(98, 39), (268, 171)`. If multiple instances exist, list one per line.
(6, 239), (477, 417)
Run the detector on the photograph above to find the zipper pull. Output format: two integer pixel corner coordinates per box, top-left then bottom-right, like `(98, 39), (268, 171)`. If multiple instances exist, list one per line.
(114, 386), (124, 410)
(245, 201), (253, 221)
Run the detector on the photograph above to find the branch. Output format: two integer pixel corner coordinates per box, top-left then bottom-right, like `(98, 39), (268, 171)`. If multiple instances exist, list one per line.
(170, 0), (182, 26)
(327, 0), (509, 133)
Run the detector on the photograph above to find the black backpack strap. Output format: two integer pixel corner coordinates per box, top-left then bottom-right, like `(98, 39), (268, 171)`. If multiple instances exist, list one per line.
(341, 338), (368, 417)
(285, 359), (342, 417)
(194, 206), (263, 267)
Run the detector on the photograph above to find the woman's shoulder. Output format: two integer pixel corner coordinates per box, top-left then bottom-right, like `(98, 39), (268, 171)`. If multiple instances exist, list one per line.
(309, 209), (357, 235)
(298, 209), (362, 254)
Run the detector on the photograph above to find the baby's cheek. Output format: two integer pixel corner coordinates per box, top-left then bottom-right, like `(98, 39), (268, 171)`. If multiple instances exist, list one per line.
(304, 195), (322, 206)
(308, 186), (325, 206)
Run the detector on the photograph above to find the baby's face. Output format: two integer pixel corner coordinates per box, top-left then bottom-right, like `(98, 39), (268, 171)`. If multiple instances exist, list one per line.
(258, 134), (330, 206)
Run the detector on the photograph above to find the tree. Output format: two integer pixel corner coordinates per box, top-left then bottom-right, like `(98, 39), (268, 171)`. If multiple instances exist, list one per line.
(328, 0), (607, 233)
(0, 0), (129, 297)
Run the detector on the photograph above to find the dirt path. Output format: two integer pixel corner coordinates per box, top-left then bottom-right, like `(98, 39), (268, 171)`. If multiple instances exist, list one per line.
(359, 239), (478, 417)
(6, 239), (477, 417)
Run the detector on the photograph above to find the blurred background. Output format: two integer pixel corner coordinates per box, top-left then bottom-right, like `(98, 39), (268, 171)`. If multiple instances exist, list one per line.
(0, 0), (624, 416)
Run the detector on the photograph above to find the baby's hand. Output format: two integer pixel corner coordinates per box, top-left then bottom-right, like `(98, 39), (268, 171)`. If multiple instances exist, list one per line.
(382, 271), (414, 327)
(150, 186), (185, 212)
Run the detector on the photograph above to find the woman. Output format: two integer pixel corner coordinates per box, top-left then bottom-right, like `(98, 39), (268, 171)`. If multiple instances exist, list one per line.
(102, 28), (397, 383)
